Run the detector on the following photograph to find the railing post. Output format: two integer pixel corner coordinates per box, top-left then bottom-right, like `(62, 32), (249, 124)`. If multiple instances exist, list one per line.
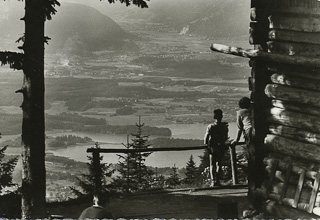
(229, 145), (238, 185)
(92, 148), (102, 194)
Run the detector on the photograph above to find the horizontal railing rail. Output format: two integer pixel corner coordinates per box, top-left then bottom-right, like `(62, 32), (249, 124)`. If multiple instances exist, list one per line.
(87, 142), (246, 191)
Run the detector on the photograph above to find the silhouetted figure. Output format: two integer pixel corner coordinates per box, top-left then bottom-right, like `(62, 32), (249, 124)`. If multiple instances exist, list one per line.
(78, 194), (113, 220)
(204, 109), (229, 186)
(231, 97), (260, 218)
(231, 97), (252, 148)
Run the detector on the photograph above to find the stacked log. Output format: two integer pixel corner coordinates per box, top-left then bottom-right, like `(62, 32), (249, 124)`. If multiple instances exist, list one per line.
(259, 0), (320, 217)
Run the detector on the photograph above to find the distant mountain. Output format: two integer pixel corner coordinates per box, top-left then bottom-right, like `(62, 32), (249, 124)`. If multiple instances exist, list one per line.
(0, 2), (138, 54)
(67, 0), (250, 40)
(148, 0), (250, 40)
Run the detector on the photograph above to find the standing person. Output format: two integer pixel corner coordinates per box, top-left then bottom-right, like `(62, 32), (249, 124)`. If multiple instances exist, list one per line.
(78, 194), (113, 220)
(204, 109), (229, 187)
(231, 97), (260, 217)
(231, 97), (252, 148)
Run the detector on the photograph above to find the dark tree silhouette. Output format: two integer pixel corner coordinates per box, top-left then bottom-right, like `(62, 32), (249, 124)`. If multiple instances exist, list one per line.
(0, 0), (149, 218)
(113, 117), (153, 192)
(166, 164), (181, 188)
(71, 143), (114, 199)
(0, 146), (18, 191)
(183, 155), (199, 186)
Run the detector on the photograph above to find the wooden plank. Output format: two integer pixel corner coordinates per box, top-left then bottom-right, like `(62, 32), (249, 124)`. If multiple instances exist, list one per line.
(272, 7), (320, 17)
(268, 41), (320, 57)
(269, 124), (320, 146)
(265, 134), (320, 162)
(266, 160), (279, 196)
(280, 164), (292, 204)
(264, 157), (318, 180)
(229, 145), (238, 185)
(271, 100), (320, 117)
(269, 15), (320, 32)
(267, 63), (320, 80)
(265, 84), (320, 108)
(268, 107), (320, 133)
(87, 145), (208, 153)
(269, 29), (320, 45)
(265, 200), (319, 219)
(271, 73), (320, 92)
(274, 0), (320, 8)
(308, 173), (320, 213)
(293, 170), (306, 208)
(210, 43), (320, 67)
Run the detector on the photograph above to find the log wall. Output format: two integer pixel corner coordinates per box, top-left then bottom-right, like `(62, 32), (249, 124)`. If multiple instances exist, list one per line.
(253, 0), (320, 218)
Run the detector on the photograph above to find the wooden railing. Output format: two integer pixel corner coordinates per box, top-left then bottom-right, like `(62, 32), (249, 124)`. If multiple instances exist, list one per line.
(87, 143), (245, 192)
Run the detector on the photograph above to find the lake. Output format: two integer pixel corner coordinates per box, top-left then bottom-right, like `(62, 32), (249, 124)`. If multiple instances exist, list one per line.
(46, 122), (240, 168)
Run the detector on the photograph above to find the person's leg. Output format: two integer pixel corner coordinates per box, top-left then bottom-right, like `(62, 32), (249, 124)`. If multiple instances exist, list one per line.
(209, 154), (214, 183)
(215, 152), (223, 185)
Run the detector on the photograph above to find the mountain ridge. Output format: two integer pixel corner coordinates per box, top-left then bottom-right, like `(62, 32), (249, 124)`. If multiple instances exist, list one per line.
(0, 2), (138, 54)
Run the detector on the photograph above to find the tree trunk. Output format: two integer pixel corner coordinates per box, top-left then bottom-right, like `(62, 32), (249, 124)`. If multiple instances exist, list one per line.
(21, 0), (46, 219)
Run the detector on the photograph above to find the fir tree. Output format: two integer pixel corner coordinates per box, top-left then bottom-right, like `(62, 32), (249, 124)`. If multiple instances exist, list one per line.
(113, 117), (153, 192)
(0, 1), (149, 218)
(0, 146), (18, 191)
(113, 137), (139, 193)
(166, 164), (180, 188)
(71, 143), (114, 198)
(183, 155), (198, 186)
(130, 116), (154, 190)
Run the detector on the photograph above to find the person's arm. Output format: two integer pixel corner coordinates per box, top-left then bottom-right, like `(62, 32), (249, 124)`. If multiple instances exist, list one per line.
(204, 125), (210, 145)
(231, 112), (243, 146)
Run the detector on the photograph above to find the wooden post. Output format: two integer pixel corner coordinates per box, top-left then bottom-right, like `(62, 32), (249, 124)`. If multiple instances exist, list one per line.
(229, 145), (238, 185)
(92, 148), (102, 194)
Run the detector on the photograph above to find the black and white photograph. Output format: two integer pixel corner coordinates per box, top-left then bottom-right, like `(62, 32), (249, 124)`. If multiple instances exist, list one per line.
(0, 0), (320, 219)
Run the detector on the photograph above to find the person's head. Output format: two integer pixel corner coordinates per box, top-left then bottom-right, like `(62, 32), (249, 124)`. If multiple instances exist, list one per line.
(238, 97), (251, 109)
(93, 193), (107, 206)
(213, 109), (223, 121)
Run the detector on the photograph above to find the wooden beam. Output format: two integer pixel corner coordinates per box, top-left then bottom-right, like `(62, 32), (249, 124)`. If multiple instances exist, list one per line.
(271, 73), (320, 92)
(272, 7), (320, 16)
(210, 43), (320, 67)
(274, 0), (320, 8)
(269, 15), (320, 32)
(279, 164), (292, 204)
(293, 170), (306, 208)
(265, 134), (320, 162)
(267, 63), (320, 80)
(87, 145), (208, 153)
(265, 84), (320, 108)
(269, 124), (320, 146)
(308, 173), (320, 213)
(271, 99), (320, 117)
(269, 29), (320, 45)
(268, 41), (320, 57)
(268, 107), (320, 133)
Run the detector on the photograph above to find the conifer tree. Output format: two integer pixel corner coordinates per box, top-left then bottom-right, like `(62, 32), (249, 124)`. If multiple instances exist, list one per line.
(113, 117), (153, 192)
(113, 136), (139, 193)
(0, 146), (18, 191)
(71, 143), (114, 198)
(166, 164), (180, 188)
(0, 1), (149, 218)
(130, 116), (154, 190)
(183, 155), (198, 186)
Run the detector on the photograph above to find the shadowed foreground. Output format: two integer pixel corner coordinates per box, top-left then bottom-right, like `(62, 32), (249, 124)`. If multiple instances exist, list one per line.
(48, 186), (248, 219)
(109, 186), (248, 219)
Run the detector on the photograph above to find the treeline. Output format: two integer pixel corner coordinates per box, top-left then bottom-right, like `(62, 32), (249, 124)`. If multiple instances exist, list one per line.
(46, 113), (172, 136)
(0, 112), (172, 136)
(47, 135), (92, 149)
(149, 137), (202, 148)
